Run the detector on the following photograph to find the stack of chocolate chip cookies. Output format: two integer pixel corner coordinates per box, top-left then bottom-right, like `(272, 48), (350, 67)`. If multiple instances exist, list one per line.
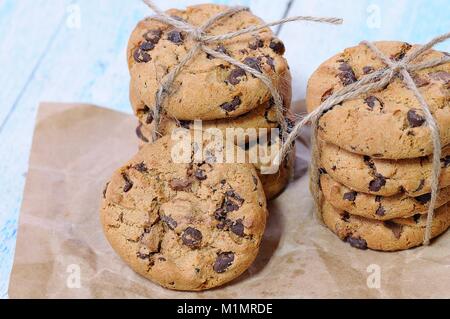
(307, 41), (450, 251)
(129, 4), (293, 200)
(100, 4), (294, 291)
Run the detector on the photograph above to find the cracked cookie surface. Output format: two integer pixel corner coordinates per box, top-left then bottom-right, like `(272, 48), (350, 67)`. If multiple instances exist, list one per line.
(101, 135), (267, 291)
(136, 124), (295, 200)
(321, 200), (450, 251)
(307, 41), (450, 159)
(320, 139), (450, 197)
(128, 4), (290, 120)
(320, 172), (450, 220)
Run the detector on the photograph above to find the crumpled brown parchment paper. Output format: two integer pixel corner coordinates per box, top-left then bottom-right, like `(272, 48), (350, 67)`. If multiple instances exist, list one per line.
(8, 102), (450, 298)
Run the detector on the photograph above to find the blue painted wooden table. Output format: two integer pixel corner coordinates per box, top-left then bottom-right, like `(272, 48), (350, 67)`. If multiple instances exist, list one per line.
(0, 0), (448, 298)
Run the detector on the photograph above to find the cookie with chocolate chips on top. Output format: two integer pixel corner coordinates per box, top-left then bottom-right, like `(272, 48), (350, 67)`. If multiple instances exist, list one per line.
(128, 3), (290, 120)
(130, 67), (292, 141)
(307, 41), (450, 159)
(320, 172), (450, 221)
(321, 200), (450, 251)
(319, 139), (450, 197)
(101, 134), (267, 291)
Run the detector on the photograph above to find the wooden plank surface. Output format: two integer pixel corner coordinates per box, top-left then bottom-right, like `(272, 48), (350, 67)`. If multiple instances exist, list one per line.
(0, 0), (448, 298)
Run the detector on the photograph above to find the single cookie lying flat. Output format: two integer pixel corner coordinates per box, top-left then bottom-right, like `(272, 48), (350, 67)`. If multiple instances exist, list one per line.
(320, 172), (450, 220)
(307, 41), (450, 159)
(128, 3), (290, 120)
(321, 200), (450, 251)
(320, 139), (450, 197)
(101, 135), (268, 291)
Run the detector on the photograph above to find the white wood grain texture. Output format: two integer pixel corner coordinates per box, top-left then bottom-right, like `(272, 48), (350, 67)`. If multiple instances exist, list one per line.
(0, 0), (289, 298)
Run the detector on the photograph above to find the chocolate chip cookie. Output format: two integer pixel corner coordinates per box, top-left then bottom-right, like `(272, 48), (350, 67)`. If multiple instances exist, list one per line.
(320, 172), (450, 220)
(128, 4), (291, 120)
(321, 200), (450, 251)
(307, 41), (450, 159)
(130, 76), (292, 141)
(101, 134), (268, 290)
(319, 139), (450, 196)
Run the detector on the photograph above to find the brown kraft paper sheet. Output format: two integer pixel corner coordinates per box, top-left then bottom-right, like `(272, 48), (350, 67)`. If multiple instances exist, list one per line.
(8, 102), (450, 298)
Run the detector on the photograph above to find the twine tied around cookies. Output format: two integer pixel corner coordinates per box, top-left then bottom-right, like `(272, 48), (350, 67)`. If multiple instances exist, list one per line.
(142, 0), (342, 142)
(278, 32), (450, 245)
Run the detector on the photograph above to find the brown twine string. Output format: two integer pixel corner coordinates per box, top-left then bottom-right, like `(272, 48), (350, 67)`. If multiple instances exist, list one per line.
(278, 32), (450, 245)
(142, 0), (342, 142)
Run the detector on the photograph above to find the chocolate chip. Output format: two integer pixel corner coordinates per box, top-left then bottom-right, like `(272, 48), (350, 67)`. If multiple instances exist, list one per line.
(407, 109), (426, 128)
(136, 123), (149, 143)
(133, 48), (151, 63)
(122, 173), (133, 192)
(412, 74), (430, 87)
(213, 252), (234, 273)
(161, 215), (177, 230)
(364, 96), (383, 110)
(337, 62), (357, 86)
(134, 162), (148, 172)
(345, 236), (368, 250)
(102, 182), (110, 198)
(343, 191), (357, 202)
(181, 227), (202, 248)
(265, 55), (275, 71)
(214, 208), (227, 221)
(139, 106), (154, 124)
(415, 193), (431, 204)
(144, 29), (162, 43)
(140, 41), (155, 51)
(194, 169), (207, 180)
(225, 200), (239, 212)
(363, 66), (375, 74)
(321, 88), (334, 102)
(167, 30), (184, 44)
(375, 195), (382, 202)
(369, 175), (386, 192)
(384, 221), (403, 239)
(226, 190), (245, 205)
(269, 39), (285, 55)
(230, 219), (245, 237)
(364, 156), (375, 170)
(249, 38), (264, 50)
(376, 205), (386, 216)
(220, 96), (242, 112)
(207, 44), (229, 59)
(169, 178), (192, 191)
(341, 212), (350, 222)
(429, 71), (450, 84)
(413, 214), (421, 223)
(443, 156), (450, 167)
(227, 68), (246, 85)
(243, 57), (262, 73)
